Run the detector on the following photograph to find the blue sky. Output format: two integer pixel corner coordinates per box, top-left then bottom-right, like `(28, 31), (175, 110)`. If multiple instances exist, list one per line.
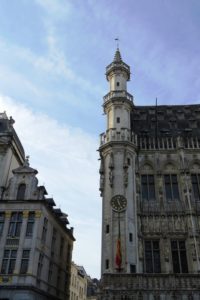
(0, 0), (200, 278)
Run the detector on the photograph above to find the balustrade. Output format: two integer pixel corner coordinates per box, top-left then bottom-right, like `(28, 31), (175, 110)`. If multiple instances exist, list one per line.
(101, 273), (200, 291)
(103, 91), (133, 103)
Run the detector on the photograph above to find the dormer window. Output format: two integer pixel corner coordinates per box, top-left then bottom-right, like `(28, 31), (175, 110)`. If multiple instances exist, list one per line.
(17, 184), (26, 200)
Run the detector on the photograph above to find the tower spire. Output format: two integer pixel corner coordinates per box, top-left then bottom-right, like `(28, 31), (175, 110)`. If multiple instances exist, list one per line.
(113, 48), (122, 62)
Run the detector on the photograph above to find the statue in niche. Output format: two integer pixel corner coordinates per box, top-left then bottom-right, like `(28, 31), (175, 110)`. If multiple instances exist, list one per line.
(143, 216), (148, 232)
(190, 243), (196, 260)
(168, 216), (173, 232)
(138, 218), (142, 233)
(99, 174), (105, 196)
(177, 135), (184, 148)
(138, 238), (143, 259)
(124, 168), (128, 187)
(148, 216), (154, 232)
(161, 215), (166, 232)
(174, 215), (181, 231)
(155, 215), (160, 232)
(164, 240), (170, 261)
(109, 169), (114, 187)
(109, 153), (114, 187)
(123, 150), (129, 187)
(188, 217), (193, 231)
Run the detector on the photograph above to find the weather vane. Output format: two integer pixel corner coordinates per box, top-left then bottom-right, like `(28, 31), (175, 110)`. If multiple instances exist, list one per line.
(115, 37), (119, 48)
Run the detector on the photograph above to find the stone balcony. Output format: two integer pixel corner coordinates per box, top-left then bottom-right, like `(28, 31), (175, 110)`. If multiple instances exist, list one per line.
(103, 91), (133, 104)
(100, 128), (137, 146)
(100, 273), (200, 292)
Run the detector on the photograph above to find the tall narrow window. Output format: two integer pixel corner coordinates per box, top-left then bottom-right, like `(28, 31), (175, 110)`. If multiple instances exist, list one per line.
(48, 262), (53, 283)
(144, 240), (161, 273)
(164, 174), (179, 201)
(105, 259), (109, 269)
(141, 175), (156, 201)
(26, 212), (35, 237)
(16, 184), (26, 200)
(191, 174), (200, 200)
(67, 244), (71, 264)
(1, 249), (17, 274)
(37, 253), (44, 278)
(41, 217), (48, 242)
(8, 212), (23, 237)
(20, 249), (30, 274)
(51, 227), (57, 257)
(0, 212), (5, 235)
(60, 237), (64, 257)
(171, 240), (188, 273)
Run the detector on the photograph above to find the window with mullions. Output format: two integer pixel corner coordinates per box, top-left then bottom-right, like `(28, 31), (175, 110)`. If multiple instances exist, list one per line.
(141, 175), (156, 201)
(0, 212), (5, 235)
(1, 249), (17, 274)
(164, 174), (180, 201)
(171, 240), (188, 273)
(191, 174), (200, 201)
(20, 249), (30, 274)
(144, 240), (161, 273)
(51, 227), (57, 257)
(26, 212), (35, 237)
(8, 212), (23, 237)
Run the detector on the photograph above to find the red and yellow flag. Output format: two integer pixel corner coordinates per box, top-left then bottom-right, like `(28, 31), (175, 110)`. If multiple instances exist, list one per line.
(115, 237), (122, 269)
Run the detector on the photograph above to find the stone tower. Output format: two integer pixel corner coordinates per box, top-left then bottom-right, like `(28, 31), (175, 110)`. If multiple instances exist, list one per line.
(99, 48), (137, 275)
(99, 50), (200, 299)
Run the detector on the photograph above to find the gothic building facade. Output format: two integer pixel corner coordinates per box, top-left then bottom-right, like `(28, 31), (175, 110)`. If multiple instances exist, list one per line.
(99, 50), (200, 299)
(0, 113), (75, 300)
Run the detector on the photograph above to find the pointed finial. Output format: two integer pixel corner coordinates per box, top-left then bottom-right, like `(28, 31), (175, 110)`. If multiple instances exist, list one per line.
(24, 155), (30, 166)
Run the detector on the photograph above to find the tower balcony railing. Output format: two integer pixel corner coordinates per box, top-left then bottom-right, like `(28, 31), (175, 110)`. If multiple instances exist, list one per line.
(100, 128), (137, 146)
(100, 273), (200, 291)
(103, 91), (133, 104)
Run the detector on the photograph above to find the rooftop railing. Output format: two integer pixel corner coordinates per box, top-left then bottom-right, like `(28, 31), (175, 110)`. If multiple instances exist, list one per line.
(100, 129), (200, 150)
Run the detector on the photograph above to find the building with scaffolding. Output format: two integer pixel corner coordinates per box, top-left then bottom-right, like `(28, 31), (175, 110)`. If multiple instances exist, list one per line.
(98, 49), (200, 299)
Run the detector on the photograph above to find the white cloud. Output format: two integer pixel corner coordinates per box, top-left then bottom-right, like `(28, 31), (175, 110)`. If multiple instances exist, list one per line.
(35, 0), (71, 19)
(0, 94), (101, 278)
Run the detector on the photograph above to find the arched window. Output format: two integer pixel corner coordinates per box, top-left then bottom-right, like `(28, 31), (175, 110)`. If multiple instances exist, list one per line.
(16, 183), (26, 200)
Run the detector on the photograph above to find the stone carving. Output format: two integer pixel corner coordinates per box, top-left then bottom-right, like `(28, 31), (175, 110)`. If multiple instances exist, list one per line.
(99, 156), (105, 196)
(123, 150), (129, 187)
(109, 153), (114, 187)
(161, 215), (166, 232)
(174, 215), (181, 231)
(164, 240), (170, 261)
(190, 243), (196, 260)
(138, 238), (143, 260)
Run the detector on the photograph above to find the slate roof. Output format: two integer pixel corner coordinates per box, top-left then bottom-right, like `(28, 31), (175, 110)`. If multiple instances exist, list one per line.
(131, 104), (200, 138)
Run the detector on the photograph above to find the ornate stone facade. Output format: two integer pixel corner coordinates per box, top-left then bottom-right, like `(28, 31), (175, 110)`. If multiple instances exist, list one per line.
(0, 114), (75, 300)
(99, 49), (200, 299)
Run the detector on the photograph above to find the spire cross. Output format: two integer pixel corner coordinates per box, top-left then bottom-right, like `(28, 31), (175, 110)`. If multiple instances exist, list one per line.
(115, 37), (119, 48)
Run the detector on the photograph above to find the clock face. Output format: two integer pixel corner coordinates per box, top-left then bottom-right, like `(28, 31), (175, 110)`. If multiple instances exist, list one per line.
(110, 195), (127, 212)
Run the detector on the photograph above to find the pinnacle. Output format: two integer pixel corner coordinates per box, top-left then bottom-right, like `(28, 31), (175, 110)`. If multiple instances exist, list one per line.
(113, 48), (122, 62)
